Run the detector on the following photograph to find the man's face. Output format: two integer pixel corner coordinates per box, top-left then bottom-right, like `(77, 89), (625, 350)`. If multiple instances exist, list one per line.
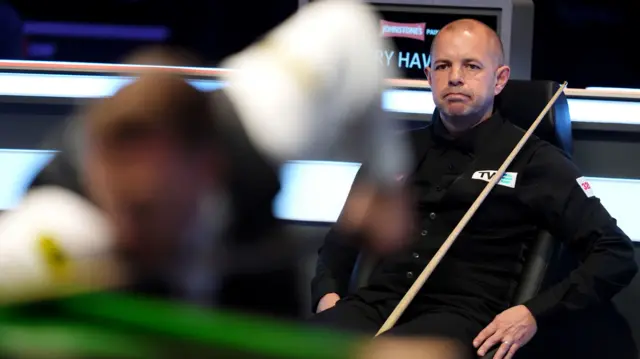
(426, 29), (508, 123)
(84, 136), (215, 271)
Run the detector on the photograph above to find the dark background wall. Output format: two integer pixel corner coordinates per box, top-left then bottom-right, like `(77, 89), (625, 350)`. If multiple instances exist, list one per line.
(1, 0), (639, 88)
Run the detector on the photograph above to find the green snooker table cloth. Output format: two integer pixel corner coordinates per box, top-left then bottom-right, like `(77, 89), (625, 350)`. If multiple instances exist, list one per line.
(0, 292), (363, 359)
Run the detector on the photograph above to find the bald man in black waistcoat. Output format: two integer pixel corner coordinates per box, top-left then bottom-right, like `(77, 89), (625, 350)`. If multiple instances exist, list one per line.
(310, 19), (637, 359)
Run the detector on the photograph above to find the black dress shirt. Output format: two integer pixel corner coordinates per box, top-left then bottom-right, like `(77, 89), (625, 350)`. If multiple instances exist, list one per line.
(312, 112), (637, 325)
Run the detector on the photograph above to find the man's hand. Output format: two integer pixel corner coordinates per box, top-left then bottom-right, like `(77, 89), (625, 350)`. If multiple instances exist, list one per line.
(316, 293), (340, 313)
(473, 305), (537, 359)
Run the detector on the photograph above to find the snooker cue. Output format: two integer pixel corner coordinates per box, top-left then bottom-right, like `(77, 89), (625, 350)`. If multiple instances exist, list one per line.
(375, 81), (569, 336)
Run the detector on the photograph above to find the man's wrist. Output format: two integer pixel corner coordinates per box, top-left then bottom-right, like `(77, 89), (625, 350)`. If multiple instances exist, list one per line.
(518, 304), (537, 323)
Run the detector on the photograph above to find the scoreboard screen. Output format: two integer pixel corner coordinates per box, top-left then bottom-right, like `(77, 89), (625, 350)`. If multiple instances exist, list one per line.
(375, 4), (499, 80)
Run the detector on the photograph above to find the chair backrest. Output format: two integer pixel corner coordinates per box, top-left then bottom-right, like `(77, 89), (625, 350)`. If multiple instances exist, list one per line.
(349, 80), (573, 300)
(495, 80), (572, 156)
(494, 80), (573, 305)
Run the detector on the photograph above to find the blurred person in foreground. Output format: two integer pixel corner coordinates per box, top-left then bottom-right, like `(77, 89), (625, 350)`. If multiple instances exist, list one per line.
(0, 0), (413, 317)
(310, 18), (637, 359)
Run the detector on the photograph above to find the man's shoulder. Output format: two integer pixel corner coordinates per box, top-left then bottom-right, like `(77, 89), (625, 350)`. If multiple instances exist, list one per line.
(519, 136), (581, 185)
(528, 141), (575, 174)
(28, 117), (87, 197)
(406, 123), (433, 136)
(500, 120), (569, 160)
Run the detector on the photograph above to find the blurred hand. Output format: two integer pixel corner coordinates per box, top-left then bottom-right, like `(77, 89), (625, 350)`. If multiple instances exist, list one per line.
(361, 337), (468, 359)
(473, 305), (537, 359)
(0, 187), (126, 305)
(339, 183), (415, 254)
(365, 190), (414, 253)
(317, 293), (341, 313)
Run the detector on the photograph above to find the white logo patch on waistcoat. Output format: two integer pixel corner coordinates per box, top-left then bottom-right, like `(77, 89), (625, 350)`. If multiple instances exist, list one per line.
(471, 170), (518, 188)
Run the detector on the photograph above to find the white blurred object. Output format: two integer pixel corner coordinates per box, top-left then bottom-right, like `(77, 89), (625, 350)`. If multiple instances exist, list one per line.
(222, 0), (411, 189)
(0, 186), (122, 305)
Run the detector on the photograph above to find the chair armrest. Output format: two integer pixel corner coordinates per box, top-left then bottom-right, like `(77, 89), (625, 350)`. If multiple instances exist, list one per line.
(477, 232), (558, 358)
(348, 252), (378, 293)
(512, 231), (557, 304)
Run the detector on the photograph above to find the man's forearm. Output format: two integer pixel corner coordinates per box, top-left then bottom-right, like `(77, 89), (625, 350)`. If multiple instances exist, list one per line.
(311, 266), (348, 312)
(524, 226), (637, 319)
(310, 228), (360, 311)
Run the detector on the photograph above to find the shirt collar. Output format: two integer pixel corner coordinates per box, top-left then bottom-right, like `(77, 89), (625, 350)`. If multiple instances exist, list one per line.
(432, 111), (506, 154)
(172, 190), (230, 305)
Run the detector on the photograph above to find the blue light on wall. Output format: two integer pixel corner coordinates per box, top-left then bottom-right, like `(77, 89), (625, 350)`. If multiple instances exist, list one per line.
(0, 150), (55, 210)
(381, 89), (640, 125)
(1, 150), (638, 241)
(24, 22), (171, 41)
(0, 73), (225, 98)
(0, 72), (638, 126)
(275, 161), (640, 241)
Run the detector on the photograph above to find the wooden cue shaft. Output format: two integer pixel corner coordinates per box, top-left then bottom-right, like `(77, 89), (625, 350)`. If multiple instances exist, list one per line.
(375, 82), (569, 336)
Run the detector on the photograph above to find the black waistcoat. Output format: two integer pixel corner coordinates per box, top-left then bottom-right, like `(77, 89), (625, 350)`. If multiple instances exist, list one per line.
(361, 113), (545, 323)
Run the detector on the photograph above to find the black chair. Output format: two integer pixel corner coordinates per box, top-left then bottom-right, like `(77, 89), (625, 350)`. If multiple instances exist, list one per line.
(348, 80), (573, 358)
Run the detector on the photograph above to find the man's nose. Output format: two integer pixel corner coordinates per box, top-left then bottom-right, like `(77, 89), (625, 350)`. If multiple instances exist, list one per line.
(447, 68), (464, 86)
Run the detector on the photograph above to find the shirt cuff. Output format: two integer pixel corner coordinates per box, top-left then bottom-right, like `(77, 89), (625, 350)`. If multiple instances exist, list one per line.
(523, 289), (564, 321)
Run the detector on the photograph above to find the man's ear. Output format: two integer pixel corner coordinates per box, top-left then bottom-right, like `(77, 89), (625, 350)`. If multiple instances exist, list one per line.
(424, 66), (432, 85)
(494, 65), (510, 95)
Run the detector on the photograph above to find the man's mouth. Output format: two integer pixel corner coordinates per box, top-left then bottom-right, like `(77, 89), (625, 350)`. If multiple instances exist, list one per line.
(444, 93), (469, 101)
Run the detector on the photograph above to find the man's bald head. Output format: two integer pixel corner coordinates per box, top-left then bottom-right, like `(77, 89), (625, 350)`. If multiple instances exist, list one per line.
(431, 19), (504, 67)
(426, 18), (511, 133)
